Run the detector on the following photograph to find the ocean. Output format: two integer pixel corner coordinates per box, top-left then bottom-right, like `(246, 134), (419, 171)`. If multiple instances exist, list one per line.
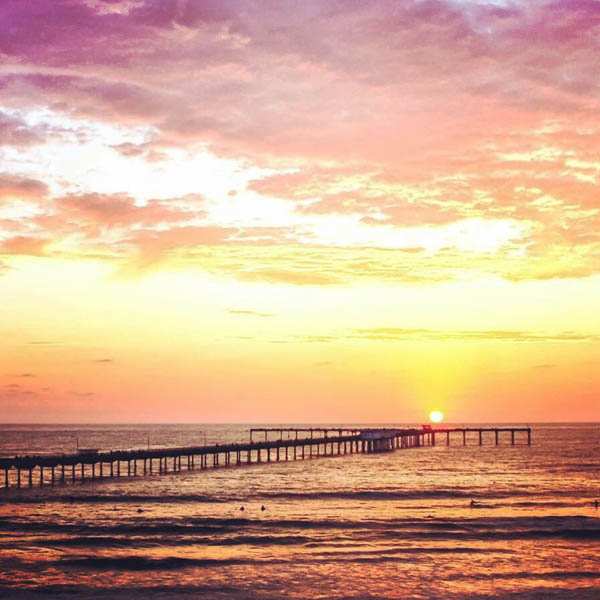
(0, 423), (598, 599)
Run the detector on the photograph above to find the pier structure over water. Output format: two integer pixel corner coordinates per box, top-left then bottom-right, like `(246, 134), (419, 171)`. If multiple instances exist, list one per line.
(0, 426), (531, 490)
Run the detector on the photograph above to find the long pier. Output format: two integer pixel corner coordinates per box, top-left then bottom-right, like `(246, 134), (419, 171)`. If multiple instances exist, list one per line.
(0, 426), (531, 490)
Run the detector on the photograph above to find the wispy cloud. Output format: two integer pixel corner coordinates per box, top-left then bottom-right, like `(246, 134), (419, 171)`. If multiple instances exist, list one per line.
(353, 328), (600, 343)
(228, 309), (274, 318)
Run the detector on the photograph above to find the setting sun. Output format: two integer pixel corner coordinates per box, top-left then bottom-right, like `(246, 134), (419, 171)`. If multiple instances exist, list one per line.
(429, 410), (444, 424)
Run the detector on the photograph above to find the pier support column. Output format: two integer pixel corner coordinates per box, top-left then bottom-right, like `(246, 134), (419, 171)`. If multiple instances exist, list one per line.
(61, 464), (66, 483)
(511, 430), (515, 445)
(17, 469), (21, 488)
(28, 468), (33, 488)
(72, 464), (76, 482)
(447, 431), (450, 446)
(463, 430), (466, 446)
(39, 466), (44, 487)
(479, 430), (483, 446)
(4, 468), (8, 489)
(527, 429), (531, 446)
(495, 430), (499, 445)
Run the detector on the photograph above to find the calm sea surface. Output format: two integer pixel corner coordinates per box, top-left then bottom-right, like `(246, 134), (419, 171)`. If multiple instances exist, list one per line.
(0, 423), (598, 599)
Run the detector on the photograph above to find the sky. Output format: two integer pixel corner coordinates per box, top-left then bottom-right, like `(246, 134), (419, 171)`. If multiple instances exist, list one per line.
(1, 0), (599, 423)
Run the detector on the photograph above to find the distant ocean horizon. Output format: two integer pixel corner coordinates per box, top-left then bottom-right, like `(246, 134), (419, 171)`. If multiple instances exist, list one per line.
(0, 421), (570, 457)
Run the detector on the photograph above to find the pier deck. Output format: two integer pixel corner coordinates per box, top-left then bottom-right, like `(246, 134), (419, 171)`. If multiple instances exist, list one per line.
(0, 426), (531, 490)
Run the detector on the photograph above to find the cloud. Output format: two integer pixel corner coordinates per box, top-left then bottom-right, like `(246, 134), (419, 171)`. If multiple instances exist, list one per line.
(0, 174), (48, 202)
(2, 0), (599, 161)
(228, 309), (274, 318)
(54, 193), (203, 229)
(237, 268), (343, 286)
(1, 1), (600, 283)
(0, 111), (45, 147)
(0, 384), (38, 402)
(111, 141), (167, 162)
(353, 327), (600, 343)
(0, 236), (48, 256)
(92, 358), (114, 363)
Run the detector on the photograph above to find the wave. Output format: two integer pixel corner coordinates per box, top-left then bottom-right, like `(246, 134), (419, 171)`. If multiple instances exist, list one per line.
(2, 488), (598, 505)
(1, 515), (598, 544)
(51, 546), (519, 571)
(15, 534), (315, 549)
(258, 489), (600, 503)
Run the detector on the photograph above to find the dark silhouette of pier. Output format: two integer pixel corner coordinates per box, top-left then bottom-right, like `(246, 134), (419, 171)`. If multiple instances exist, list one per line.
(0, 426), (531, 490)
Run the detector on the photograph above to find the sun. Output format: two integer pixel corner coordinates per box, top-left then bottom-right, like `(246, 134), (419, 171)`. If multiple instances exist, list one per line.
(429, 410), (444, 424)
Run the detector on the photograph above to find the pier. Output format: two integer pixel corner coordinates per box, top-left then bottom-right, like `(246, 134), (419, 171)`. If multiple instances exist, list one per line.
(0, 426), (531, 490)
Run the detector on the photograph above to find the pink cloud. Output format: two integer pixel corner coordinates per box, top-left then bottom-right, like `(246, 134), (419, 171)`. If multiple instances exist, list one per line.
(0, 235), (47, 256)
(0, 174), (48, 201)
(0, 111), (45, 147)
(55, 193), (201, 228)
(0, 0), (599, 281)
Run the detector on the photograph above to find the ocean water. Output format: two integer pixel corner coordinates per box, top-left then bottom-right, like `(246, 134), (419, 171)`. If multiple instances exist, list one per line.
(0, 423), (598, 599)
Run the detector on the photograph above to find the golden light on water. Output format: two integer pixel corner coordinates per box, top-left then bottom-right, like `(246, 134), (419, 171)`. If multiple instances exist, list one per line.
(429, 410), (444, 424)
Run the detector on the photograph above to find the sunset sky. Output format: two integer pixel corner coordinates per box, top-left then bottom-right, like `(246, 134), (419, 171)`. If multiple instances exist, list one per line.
(1, 0), (599, 423)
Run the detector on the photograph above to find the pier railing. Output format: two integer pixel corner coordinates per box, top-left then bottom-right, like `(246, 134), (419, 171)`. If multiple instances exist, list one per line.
(0, 426), (531, 490)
